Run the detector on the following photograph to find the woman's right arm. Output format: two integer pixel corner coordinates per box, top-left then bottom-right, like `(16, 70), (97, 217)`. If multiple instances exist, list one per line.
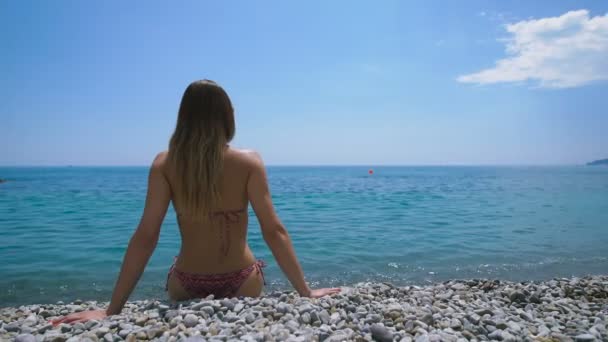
(246, 151), (340, 298)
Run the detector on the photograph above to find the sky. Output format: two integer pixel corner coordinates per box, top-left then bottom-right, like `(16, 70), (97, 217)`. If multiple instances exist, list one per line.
(1, 0), (607, 166)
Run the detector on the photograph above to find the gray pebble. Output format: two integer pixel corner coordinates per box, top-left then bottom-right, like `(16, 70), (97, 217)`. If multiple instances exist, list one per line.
(466, 312), (481, 324)
(118, 329), (131, 338)
(15, 334), (37, 342)
(233, 303), (244, 313)
(183, 313), (199, 328)
(84, 319), (99, 330)
(43, 331), (67, 342)
(371, 323), (394, 342)
(224, 312), (238, 323)
(449, 318), (462, 330)
(475, 308), (493, 316)
(501, 331), (517, 342)
(201, 306), (215, 316)
(318, 331), (330, 342)
(326, 333), (349, 342)
(319, 310), (331, 324)
(488, 329), (503, 340)
(298, 304), (314, 314)
(495, 320), (508, 330)
(95, 326), (110, 337)
(220, 299), (235, 311)
(538, 325), (551, 337)
(509, 291), (527, 303)
(59, 324), (72, 333)
(421, 313), (434, 325)
(415, 334), (430, 342)
(300, 312), (311, 324)
(5, 322), (20, 332)
(368, 313), (382, 323)
(574, 334), (596, 342)
(529, 294), (542, 304)
(310, 310), (321, 322)
(39, 310), (53, 318)
(276, 302), (290, 314)
(180, 336), (207, 342)
(22, 314), (37, 326)
(37, 323), (53, 333)
(519, 311), (533, 322)
(20, 326), (35, 334)
(191, 302), (205, 310)
(245, 313), (256, 324)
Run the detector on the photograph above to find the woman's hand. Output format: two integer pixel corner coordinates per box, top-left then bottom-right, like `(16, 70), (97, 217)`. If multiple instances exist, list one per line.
(51, 309), (107, 326)
(308, 288), (341, 298)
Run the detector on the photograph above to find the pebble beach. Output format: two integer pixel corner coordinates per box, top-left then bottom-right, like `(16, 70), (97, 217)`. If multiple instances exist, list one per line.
(2, 276), (607, 342)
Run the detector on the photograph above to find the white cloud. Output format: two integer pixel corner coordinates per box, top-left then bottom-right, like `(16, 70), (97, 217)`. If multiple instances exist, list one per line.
(458, 10), (608, 88)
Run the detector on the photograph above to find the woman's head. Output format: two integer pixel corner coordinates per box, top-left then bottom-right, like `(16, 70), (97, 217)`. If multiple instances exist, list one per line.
(174, 80), (235, 143)
(168, 80), (235, 219)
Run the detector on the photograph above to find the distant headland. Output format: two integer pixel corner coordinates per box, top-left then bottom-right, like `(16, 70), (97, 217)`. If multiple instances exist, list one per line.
(587, 158), (608, 166)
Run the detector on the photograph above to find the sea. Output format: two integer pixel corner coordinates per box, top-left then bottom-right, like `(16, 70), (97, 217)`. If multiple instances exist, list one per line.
(1, 166), (607, 307)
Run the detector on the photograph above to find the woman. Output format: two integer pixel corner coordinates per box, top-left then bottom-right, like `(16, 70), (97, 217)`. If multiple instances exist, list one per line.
(53, 80), (340, 324)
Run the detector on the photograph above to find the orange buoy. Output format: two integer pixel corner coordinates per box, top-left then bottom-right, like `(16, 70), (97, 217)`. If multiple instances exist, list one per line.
(368, 169), (374, 175)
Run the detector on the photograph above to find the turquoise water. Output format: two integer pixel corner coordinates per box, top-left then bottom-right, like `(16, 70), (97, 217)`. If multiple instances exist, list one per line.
(1, 166), (607, 306)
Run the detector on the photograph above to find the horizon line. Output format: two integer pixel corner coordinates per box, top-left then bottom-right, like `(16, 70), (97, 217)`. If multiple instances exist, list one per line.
(0, 163), (590, 168)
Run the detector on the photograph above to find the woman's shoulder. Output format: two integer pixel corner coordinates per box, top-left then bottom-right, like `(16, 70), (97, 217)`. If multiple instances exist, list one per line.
(150, 151), (169, 174)
(227, 147), (264, 166)
(152, 151), (169, 165)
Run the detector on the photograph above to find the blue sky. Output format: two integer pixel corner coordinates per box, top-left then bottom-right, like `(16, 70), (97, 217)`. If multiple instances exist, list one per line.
(1, 0), (607, 166)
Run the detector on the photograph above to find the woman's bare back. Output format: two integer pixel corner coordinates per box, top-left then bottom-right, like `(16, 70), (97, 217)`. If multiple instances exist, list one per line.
(161, 147), (261, 275)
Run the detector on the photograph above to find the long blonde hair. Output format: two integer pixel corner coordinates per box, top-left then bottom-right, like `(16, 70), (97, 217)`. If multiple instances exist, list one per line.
(168, 80), (235, 220)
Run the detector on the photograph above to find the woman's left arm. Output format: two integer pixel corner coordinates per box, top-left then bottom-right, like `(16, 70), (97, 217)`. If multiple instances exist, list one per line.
(53, 153), (171, 324)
